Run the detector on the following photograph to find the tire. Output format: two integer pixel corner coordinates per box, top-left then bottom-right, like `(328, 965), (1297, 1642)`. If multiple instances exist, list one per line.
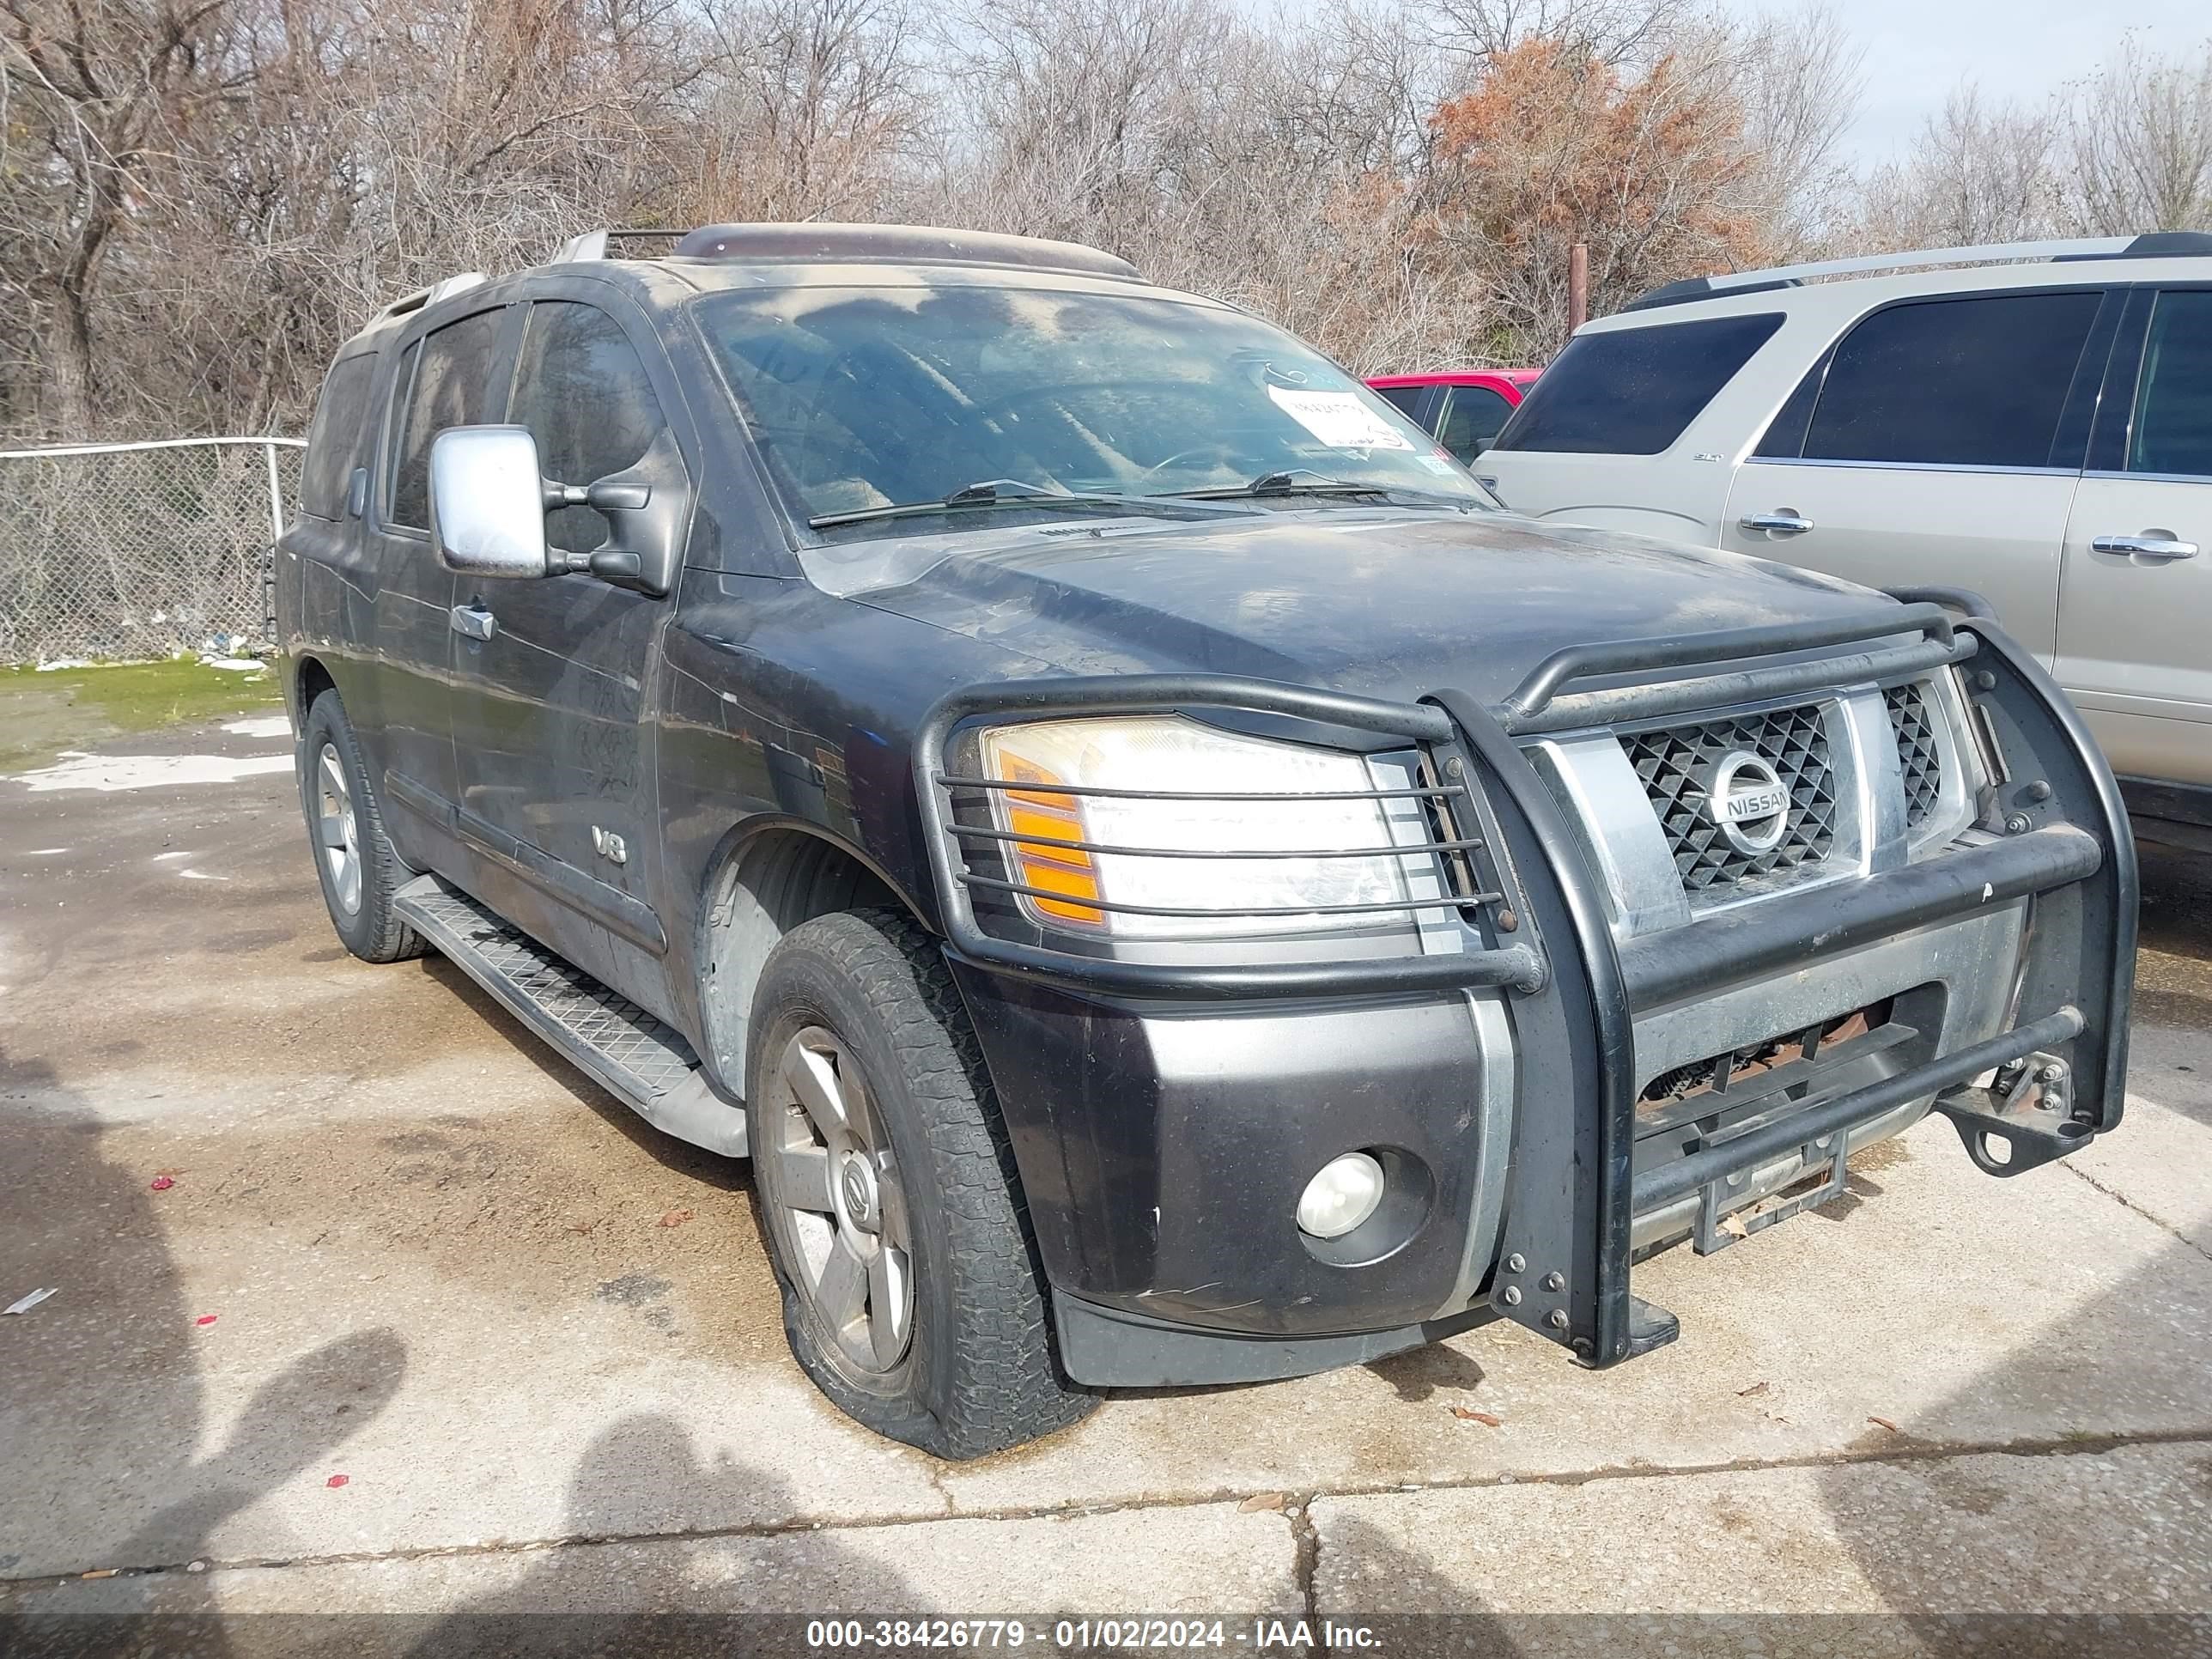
(746, 908), (1097, 1458)
(298, 690), (424, 964)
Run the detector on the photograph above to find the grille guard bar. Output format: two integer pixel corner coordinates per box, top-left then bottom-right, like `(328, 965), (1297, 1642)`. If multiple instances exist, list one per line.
(914, 674), (1546, 1000)
(913, 604), (2135, 1370)
(1498, 601), (1974, 736)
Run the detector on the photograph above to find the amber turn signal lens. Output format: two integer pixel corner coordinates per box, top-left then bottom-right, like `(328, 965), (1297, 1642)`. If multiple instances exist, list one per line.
(994, 755), (1105, 927)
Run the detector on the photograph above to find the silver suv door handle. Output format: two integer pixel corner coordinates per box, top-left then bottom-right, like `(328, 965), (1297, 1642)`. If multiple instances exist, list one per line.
(1740, 511), (1814, 536)
(2091, 532), (2197, 561)
(450, 603), (497, 641)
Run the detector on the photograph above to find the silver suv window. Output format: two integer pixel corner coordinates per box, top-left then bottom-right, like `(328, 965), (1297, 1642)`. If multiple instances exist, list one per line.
(1489, 313), (1782, 455)
(1781, 291), (2103, 471)
(2128, 289), (2212, 477)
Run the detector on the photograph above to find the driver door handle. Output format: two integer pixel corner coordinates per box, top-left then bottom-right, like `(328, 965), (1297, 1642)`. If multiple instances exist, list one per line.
(450, 602), (497, 641)
(2091, 532), (2197, 561)
(1740, 511), (1814, 536)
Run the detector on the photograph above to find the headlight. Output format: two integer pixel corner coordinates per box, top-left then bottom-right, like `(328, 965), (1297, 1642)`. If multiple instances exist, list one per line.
(975, 715), (1432, 939)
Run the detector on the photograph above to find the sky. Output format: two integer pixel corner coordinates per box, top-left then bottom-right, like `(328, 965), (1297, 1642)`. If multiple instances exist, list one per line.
(1731, 0), (2212, 167)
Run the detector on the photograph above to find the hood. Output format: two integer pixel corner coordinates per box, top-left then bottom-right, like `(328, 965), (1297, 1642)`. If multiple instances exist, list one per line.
(846, 507), (1891, 709)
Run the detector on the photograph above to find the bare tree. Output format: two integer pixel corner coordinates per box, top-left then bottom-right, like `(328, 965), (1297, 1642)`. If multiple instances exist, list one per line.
(2062, 33), (2212, 234)
(1717, 5), (1866, 253)
(0, 0), (234, 433)
(685, 0), (924, 222)
(1423, 0), (1689, 70)
(0, 0), (1916, 439)
(1846, 85), (2062, 252)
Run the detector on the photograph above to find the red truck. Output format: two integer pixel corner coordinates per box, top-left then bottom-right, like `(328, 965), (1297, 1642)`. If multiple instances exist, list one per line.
(1367, 369), (1540, 465)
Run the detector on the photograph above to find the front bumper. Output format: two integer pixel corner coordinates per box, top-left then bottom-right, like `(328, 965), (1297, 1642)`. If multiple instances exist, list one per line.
(922, 602), (2135, 1384)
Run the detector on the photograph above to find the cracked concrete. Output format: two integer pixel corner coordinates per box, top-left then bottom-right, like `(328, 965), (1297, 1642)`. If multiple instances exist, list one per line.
(3, 720), (2211, 1650)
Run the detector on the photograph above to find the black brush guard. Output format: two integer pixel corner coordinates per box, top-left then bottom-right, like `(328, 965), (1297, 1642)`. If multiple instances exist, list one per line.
(914, 598), (2136, 1369)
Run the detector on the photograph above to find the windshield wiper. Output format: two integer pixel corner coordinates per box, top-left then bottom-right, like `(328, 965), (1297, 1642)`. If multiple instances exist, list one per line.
(1162, 469), (1385, 501)
(1176, 471), (1486, 511)
(1160, 469), (1475, 507)
(810, 478), (1154, 529)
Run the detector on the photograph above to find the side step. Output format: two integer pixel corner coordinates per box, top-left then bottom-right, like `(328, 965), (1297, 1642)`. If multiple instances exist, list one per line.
(393, 875), (747, 1157)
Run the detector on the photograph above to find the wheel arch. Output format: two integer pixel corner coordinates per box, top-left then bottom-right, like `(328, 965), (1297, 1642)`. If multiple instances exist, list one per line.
(695, 818), (934, 1096)
(293, 653), (338, 722)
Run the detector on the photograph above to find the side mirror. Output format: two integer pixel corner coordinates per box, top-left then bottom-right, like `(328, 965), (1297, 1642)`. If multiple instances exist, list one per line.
(429, 425), (550, 579)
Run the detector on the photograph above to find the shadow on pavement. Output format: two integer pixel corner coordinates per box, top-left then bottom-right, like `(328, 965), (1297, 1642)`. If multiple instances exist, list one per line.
(1317, 1236), (2212, 1657)
(398, 1413), (916, 1657)
(0, 1049), (406, 1657)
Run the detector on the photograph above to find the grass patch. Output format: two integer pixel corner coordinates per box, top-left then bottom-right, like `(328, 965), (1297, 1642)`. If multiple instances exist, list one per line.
(0, 657), (283, 774)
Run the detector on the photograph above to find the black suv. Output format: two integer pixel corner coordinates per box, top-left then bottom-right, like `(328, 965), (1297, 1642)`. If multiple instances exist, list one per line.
(276, 222), (2136, 1459)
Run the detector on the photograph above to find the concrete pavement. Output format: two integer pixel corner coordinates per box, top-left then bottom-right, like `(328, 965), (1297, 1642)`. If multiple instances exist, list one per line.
(3, 715), (2209, 1652)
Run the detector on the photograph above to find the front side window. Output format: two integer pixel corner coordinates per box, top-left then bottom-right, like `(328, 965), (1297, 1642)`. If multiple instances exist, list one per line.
(1491, 313), (1783, 455)
(694, 283), (1483, 533)
(507, 301), (671, 554)
(1800, 291), (2102, 470)
(2128, 289), (2212, 477)
(1437, 385), (1515, 462)
(388, 310), (502, 531)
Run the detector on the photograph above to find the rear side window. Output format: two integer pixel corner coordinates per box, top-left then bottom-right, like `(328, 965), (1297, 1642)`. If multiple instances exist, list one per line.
(1492, 313), (1783, 455)
(300, 356), (375, 520)
(1437, 385), (1515, 462)
(507, 301), (670, 554)
(1799, 291), (2102, 470)
(388, 310), (503, 530)
(2128, 289), (2212, 477)
(1371, 385), (1427, 420)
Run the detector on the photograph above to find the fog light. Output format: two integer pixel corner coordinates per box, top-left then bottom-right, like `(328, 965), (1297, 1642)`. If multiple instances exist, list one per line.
(1297, 1152), (1386, 1239)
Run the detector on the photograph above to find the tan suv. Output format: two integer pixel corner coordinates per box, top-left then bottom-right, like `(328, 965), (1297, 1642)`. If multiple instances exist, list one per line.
(1478, 234), (2212, 846)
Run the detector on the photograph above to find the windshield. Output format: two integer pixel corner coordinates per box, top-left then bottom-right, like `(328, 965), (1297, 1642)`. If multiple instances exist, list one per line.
(693, 282), (1488, 534)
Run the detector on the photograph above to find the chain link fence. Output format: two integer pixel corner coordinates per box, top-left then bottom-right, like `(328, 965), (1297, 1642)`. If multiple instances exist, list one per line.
(0, 437), (303, 665)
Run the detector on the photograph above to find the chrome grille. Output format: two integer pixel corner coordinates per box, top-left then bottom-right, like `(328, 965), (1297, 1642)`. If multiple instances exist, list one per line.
(1885, 683), (1943, 830)
(1621, 704), (1837, 893)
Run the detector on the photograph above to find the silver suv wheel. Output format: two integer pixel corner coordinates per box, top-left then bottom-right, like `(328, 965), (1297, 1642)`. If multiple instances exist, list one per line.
(316, 740), (362, 916)
(766, 1025), (914, 1375)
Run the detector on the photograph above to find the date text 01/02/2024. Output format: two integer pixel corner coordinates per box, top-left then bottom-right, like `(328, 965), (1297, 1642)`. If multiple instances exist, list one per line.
(801, 1618), (1383, 1650)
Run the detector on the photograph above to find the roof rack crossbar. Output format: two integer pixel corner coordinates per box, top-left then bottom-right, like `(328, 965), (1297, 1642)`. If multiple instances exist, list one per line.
(1624, 231), (2212, 313)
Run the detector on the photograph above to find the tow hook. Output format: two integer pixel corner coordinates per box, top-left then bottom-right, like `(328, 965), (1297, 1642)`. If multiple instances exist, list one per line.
(1933, 1048), (2094, 1176)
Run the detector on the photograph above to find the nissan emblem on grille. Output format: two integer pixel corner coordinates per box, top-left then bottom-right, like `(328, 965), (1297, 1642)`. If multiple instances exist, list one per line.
(1621, 703), (1837, 892)
(1706, 750), (1791, 855)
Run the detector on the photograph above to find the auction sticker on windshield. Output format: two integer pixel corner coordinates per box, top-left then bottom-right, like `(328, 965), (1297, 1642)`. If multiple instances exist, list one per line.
(1267, 386), (1413, 450)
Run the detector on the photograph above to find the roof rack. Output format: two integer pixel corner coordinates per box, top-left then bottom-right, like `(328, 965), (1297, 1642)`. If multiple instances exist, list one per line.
(551, 228), (690, 263)
(548, 222), (1140, 282)
(1624, 231), (2212, 313)
(382, 271), (488, 319)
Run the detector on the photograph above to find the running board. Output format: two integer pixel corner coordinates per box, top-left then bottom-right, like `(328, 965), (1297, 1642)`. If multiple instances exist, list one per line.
(393, 875), (747, 1158)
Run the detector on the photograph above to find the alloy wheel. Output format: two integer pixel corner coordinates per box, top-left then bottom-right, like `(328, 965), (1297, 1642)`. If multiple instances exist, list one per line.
(315, 742), (362, 915)
(767, 1026), (915, 1375)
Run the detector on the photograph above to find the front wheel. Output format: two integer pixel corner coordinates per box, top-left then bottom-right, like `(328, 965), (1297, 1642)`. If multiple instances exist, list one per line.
(746, 908), (1096, 1458)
